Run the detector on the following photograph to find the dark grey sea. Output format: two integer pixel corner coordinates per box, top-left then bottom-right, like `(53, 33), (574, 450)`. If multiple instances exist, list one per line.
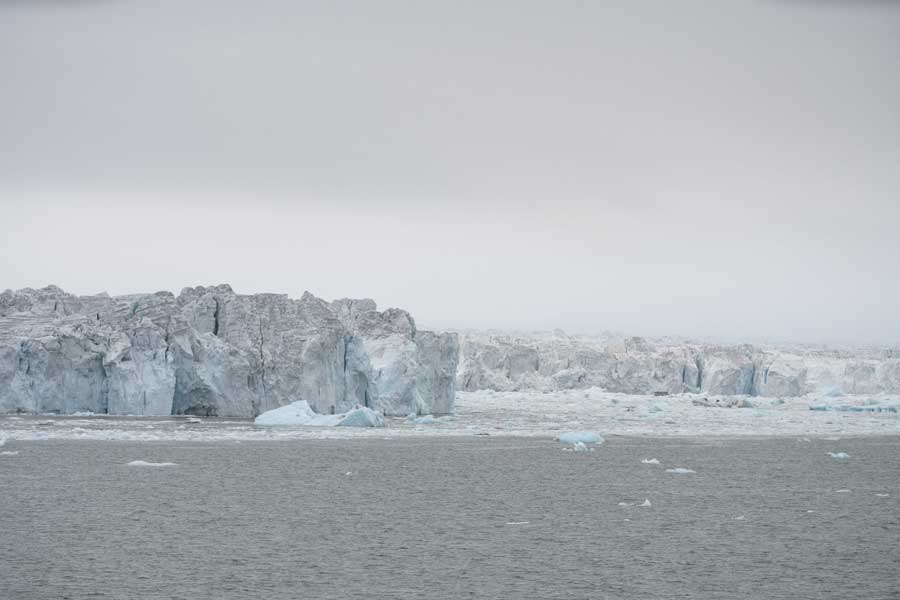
(1, 436), (898, 599)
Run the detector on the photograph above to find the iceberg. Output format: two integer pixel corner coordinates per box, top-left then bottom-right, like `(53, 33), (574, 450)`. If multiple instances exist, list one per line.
(557, 431), (603, 444)
(407, 414), (436, 425)
(641, 458), (660, 464)
(563, 442), (594, 452)
(827, 452), (850, 459)
(254, 401), (341, 426)
(665, 467), (696, 474)
(1, 450), (18, 456)
(127, 461), (177, 467)
(640, 498), (652, 507)
(337, 407), (385, 428)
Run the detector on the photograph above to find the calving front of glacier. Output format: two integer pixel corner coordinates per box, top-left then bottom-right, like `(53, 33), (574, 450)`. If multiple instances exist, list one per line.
(456, 332), (900, 397)
(0, 285), (458, 417)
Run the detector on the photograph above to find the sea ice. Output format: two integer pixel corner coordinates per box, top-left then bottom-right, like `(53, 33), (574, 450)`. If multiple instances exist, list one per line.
(828, 452), (850, 459)
(641, 458), (660, 464)
(665, 467), (696, 474)
(337, 407), (385, 428)
(127, 461), (177, 467)
(558, 431), (603, 444)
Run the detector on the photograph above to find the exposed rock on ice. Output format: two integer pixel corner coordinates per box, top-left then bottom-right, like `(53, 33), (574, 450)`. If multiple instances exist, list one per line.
(557, 431), (603, 444)
(0, 285), (457, 417)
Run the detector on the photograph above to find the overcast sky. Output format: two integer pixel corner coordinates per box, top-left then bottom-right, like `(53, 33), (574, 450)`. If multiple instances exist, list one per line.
(1, 1), (898, 345)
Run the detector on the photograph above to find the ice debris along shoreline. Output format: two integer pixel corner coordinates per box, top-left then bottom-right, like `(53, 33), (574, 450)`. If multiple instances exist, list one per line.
(0, 285), (458, 418)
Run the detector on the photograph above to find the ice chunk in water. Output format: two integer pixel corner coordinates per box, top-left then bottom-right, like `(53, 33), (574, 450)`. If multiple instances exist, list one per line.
(665, 467), (696, 474)
(640, 498), (652, 507)
(127, 461), (177, 467)
(407, 414), (435, 425)
(565, 441), (593, 452)
(828, 452), (850, 459)
(254, 401), (341, 426)
(1, 450), (19, 456)
(641, 458), (660, 465)
(558, 431), (602, 444)
(337, 407), (385, 428)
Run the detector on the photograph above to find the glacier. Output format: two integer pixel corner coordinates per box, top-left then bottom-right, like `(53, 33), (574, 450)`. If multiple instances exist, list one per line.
(455, 331), (900, 397)
(0, 285), (458, 417)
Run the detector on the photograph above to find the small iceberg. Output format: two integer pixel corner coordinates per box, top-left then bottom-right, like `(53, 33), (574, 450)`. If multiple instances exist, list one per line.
(558, 431), (603, 445)
(337, 407), (385, 428)
(828, 452), (850, 459)
(835, 489), (851, 493)
(563, 441), (594, 452)
(640, 498), (652, 507)
(665, 467), (696, 474)
(1, 450), (19, 456)
(127, 461), (177, 467)
(506, 521), (529, 526)
(876, 493), (890, 498)
(406, 414), (435, 425)
(254, 401), (384, 428)
(617, 501), (632, 507)
(733, 515), (745, 521)
(641, 458), (660, 465)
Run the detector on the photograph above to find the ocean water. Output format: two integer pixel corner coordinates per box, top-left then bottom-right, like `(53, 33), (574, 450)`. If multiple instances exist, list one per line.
(1, 436), (898, 599)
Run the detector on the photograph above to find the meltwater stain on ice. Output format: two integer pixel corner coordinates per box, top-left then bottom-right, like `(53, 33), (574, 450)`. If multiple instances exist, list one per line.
(127, 461), (178, 467)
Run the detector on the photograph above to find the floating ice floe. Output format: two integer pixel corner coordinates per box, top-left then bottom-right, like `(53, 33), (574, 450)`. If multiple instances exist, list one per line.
(557, 431), (603, 444)
(506, 521), (529, 526)
(617, 501), (632, 507)
(875, 493), (890, 498)
(253, 401), (384, 428)
(665, 467), (696, 474)
(835, 489), (851, 493)
(733, 515), (745, 520)
(810, 405), (897, 413)
(828, 452), (850, 459)
(640, 498), (652, 507)
(1, 450), (19, 456)
(406, 414), (435, 425)
(563, 441), (594, 452)
(641, 458), (660, 465)
(127, 461), (177, 467)
(337, 407), (384, 428)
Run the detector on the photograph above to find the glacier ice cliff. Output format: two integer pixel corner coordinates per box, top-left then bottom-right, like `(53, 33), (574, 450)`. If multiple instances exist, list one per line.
(0, 285), (458, 417)
(455, 332), (900, 397)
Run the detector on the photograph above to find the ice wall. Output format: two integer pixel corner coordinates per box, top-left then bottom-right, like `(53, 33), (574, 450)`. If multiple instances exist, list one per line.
(0, 285), (458, 416)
